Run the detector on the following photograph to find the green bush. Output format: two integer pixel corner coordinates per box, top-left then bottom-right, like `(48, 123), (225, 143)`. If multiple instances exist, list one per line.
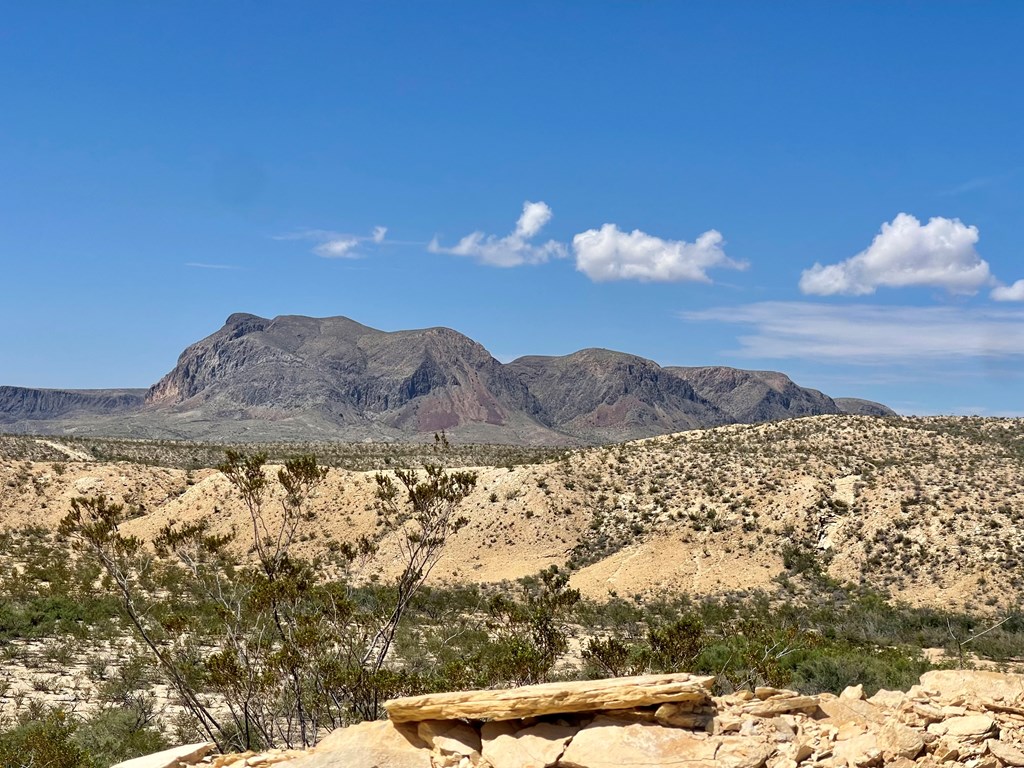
(790, 646), (928, 695)
(0, 707), (94, 768)
(72, 709), (168, 767)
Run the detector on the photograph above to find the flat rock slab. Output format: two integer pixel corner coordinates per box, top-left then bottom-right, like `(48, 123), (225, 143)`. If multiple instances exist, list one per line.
(110, 742), (215, 768)
(742, 695), (819, 717)
(930, 714), (997, 739)
(920, 669), (1024, 703)
(384, 673), (714, 722)
(988, 738), (1024, 766)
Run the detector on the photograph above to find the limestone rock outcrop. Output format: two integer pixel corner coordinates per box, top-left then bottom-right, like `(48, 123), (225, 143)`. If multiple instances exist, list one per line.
(143, 669), (1024, 768)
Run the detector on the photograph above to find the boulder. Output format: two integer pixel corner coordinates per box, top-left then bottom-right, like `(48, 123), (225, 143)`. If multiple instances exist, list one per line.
(832, 732), (883, 767)
(284, 720), (430, 768)
(867, 689), (905, 710)
(819, 698), (923, 760)
(931, 739), (960, 763)
(654, 706), (713, 730)
(417, 720), (481, 760)
(710, 735), (776, 768)
(928, 714), (997, 740)
(878, 720), (925, 760)
(743, 696), (819, 718)
(480, 721), (577, 768)
(558, 716), (719, 768)
(840, 685), (865, 701)
(819, 697), (884, 726)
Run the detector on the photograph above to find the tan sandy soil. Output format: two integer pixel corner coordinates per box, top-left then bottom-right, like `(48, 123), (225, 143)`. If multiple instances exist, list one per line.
(2, 415), (1022, 611)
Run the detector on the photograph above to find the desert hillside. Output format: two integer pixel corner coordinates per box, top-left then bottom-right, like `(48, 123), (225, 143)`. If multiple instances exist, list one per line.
(2, 414), (1021, 610)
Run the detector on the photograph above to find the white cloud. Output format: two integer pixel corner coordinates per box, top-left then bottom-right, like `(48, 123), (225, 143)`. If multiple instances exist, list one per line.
(428, 201), (568, 267)
(799, 213), (993, 296)
(276, 226), (389, 259)
(992, 279), (1024, 302)
(573, 224), (745, 283)
(313, 237), (360, 258)
(681, 302), (1024, 362)
(516, 201), (551, 239)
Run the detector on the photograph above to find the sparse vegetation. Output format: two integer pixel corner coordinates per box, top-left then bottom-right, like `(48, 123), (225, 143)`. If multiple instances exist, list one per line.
(2, 415), (1023, 760)
(0, 433), (566, 471)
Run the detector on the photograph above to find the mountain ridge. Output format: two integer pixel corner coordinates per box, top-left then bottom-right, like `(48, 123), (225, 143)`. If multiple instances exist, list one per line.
(0, 313), (894, 443)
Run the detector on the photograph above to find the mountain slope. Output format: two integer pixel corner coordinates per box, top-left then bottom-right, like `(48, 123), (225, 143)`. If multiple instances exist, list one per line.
(507, 349), (729, 442)
(667, 366), (842, 423)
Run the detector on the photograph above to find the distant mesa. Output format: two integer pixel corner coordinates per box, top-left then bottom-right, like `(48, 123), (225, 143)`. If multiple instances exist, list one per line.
(833, 397), (898, 417)
(0, 387), (146, 421)
(0, 313), (894, 443)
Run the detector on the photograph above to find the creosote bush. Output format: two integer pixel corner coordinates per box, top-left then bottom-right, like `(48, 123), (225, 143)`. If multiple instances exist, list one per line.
(56, 447), (478, 751)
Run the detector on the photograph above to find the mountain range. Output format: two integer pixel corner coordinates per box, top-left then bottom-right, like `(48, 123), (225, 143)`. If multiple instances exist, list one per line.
(0, 312), (893, 443)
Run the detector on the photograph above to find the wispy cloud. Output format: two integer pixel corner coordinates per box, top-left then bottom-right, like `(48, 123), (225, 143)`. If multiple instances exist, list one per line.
(681, 302), (1024, 362)
(275, 226), (389, 259)
(800, 213), (993, 296)
(574, 224), (745, 283)
(939, 168), (1020, 196)
(940, 176), (999, 196)
(948, 405), (1024, 417)
(429, 201), (568, 267)
(185, 262), (241, 270)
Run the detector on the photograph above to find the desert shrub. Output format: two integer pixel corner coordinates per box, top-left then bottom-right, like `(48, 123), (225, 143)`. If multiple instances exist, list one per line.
(71, 709), (168, 767)
(413, 567), (583, 688)
(575, 586), (937, 696)
(58, 450), (477, 751)
(581, 636), (642, 677)
(0, 527), (121, 641)
(790, 646), (927, 696)
(0, 706), (93, 768)
(394, 568), (582, 691)
(482, 566), (581, 685)
(646, 615), (705, 672)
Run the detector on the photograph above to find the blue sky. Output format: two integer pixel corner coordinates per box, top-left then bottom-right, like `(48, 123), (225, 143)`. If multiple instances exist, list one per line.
(1, 2), (1022, 415)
